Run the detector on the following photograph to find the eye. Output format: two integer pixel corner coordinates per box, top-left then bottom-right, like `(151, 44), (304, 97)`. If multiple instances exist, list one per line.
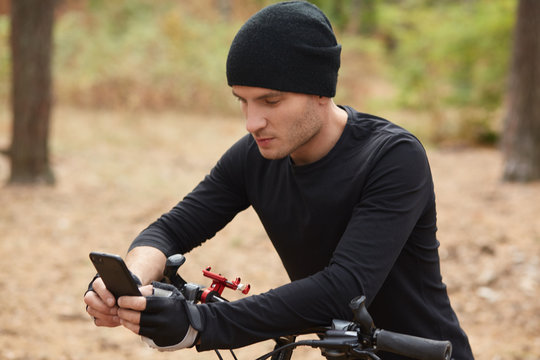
(264, 97), (281, 105)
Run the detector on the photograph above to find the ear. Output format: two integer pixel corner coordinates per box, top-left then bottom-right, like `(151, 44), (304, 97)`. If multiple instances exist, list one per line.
(317, 95), (331, 106)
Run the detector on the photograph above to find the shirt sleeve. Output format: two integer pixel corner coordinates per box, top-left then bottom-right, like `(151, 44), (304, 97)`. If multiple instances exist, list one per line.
(196, 137), (434, 350)
(129, 136), (251, 257)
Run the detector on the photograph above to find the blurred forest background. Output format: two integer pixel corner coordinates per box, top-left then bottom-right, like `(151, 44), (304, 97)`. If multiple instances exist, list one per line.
(0, 1), (539, 360)
(0, 0), (515, 144)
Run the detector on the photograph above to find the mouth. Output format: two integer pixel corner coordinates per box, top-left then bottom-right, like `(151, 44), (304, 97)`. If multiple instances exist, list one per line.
(254, 136), (274, 147)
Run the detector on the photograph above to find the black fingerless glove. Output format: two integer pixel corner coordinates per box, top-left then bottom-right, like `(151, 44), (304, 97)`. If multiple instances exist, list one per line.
(140, 282), (204, 349)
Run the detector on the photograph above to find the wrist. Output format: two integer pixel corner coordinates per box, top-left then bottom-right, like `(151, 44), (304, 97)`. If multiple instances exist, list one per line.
(125, 246), (167, 285)
(141, 325), (198, 351)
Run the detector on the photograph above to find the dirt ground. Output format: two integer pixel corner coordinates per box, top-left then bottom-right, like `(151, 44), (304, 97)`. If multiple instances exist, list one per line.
(0, 107), (538, 360)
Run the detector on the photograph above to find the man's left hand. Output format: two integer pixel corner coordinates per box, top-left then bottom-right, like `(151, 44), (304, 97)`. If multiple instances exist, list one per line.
(118, 282), (197, 350)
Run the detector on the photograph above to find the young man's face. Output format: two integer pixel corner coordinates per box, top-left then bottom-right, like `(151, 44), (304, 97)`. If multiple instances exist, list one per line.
(232, 85), (324, 164)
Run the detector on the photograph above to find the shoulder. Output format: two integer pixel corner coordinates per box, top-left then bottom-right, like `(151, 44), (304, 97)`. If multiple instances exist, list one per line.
(343, 106), (417, 142)
(339, 106), (427, 161)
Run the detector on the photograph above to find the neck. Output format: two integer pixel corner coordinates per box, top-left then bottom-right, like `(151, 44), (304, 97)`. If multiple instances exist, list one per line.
(291, 99), (348, 166)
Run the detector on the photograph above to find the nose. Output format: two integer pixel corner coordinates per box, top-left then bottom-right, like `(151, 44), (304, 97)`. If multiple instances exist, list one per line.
(245, 105), (267, 134)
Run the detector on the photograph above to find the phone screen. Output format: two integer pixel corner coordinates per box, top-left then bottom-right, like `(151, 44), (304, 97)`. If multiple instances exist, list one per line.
(89, 252), (142, 299)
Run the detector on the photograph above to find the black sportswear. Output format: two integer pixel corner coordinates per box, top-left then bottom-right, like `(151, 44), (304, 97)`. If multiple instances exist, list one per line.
(130, 106), (474, 359)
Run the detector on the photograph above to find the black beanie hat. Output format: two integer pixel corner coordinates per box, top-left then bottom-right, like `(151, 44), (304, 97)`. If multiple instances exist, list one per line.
(226, 1), (341, 98)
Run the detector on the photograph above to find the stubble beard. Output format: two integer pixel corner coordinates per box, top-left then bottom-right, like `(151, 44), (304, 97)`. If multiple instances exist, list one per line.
(259, 100), (322, 162)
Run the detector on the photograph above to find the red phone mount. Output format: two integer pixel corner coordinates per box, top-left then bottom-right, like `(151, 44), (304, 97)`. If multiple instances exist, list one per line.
(200, 266), (250, 303)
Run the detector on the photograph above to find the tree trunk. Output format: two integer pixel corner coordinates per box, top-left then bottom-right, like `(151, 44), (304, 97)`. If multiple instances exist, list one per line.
(8, 0), (56, 185)
(502, 0), (540, 182)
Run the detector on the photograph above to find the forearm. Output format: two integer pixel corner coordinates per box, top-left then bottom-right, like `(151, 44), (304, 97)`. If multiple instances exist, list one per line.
(125, 246), (167, 285)
(197, 265), (357, 350)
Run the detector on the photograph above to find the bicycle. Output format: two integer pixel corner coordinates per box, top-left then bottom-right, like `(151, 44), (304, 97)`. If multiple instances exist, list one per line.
(160, 254), (453, 360)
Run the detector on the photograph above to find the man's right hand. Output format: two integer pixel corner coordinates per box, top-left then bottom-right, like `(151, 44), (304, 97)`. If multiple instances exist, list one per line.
(84, 277), (121, 327)
(85, 246), (168, 327)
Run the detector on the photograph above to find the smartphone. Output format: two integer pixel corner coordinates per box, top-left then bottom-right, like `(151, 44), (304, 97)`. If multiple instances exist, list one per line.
(89, 251), (142, 299)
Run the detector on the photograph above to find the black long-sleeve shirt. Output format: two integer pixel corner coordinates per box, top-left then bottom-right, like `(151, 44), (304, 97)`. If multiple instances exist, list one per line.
(130, 106), (474, 359)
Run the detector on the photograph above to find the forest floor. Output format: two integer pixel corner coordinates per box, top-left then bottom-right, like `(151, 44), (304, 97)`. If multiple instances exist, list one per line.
(0, 107), (538, 360)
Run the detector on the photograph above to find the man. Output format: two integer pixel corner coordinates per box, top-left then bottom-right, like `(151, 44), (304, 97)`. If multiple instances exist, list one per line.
(85, 2), (474, 358)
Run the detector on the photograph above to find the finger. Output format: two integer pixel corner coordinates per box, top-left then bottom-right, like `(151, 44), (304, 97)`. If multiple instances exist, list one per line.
(84, 290), (118, 315)
(118, 294), (147, 311)
(139, 284), (153, 296)
(115, 285), (151, 310)
(87, 305), (121, 327)
(117, 307), (141, 325)
(95, 318), (121, 328)
(92, 277), (116, 307)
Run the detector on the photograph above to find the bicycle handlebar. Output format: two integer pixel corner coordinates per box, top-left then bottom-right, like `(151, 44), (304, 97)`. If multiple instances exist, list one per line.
(257, 328), (452, 360)
(375, 329), (452, 360)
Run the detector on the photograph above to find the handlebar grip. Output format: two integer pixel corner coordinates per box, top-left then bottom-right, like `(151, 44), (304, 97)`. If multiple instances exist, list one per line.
(375, 330), (452, 360)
